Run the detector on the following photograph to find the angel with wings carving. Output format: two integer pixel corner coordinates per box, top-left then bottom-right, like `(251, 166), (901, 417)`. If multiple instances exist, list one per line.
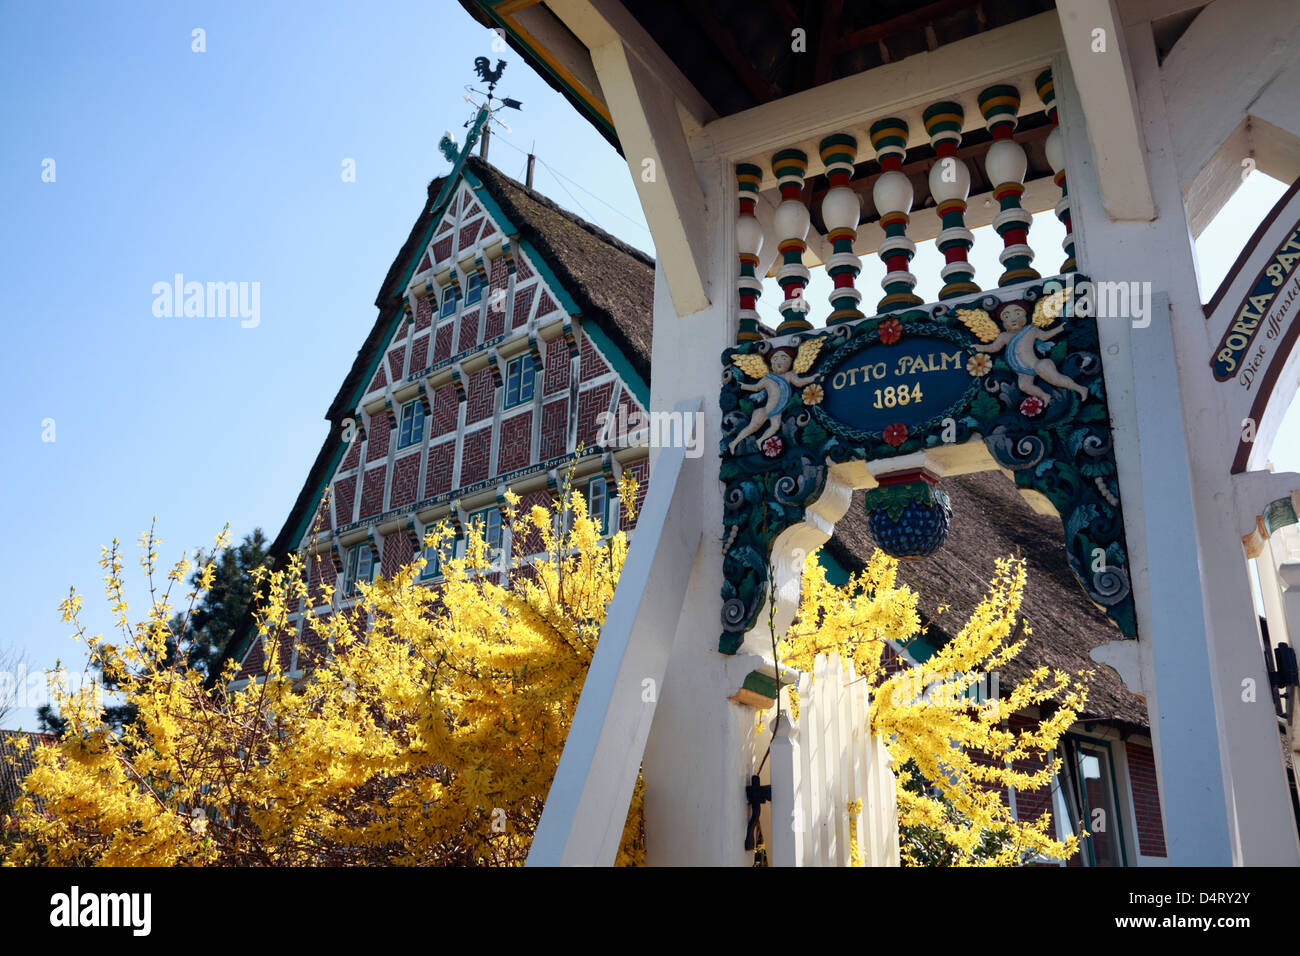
(957, 295), (1088, 405)
(727, 339), (823, 454)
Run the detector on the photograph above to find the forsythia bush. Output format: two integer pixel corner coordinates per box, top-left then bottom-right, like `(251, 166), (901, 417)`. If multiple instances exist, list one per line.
(779, 551), (1088, 866)
(4, 477), (1087, 867)
(3, 481), (644, 866)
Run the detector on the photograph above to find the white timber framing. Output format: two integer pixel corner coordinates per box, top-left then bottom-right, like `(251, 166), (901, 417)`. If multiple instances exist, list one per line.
(1055, 0), (1155, 221)
(549, 0), (716, 316)
(524, 0), (1300, 866)
(1056, 6), (1300, 863)
(1159, 0), (1300, 235)
(527, 398), (704, 866)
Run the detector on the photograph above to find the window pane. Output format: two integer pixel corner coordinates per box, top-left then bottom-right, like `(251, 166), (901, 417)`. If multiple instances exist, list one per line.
(589, 479), (607, 534)
(505, 359), (519, 408)
(519, 355), (535, 403)
(1076, 743), (1124, 867)
(466, 273), (482, 304)
(398, 403), (414, 448)
(412, 400), (424, 445)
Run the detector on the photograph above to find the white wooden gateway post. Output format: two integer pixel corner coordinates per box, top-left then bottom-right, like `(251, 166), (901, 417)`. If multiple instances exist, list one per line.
(508, 0), (1300, 866)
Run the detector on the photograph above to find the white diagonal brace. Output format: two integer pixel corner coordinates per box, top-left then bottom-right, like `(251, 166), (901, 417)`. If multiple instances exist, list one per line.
(586, 38), (713, 317)
(528, 398), (704, 866)
(1055, 0), (1155, 220)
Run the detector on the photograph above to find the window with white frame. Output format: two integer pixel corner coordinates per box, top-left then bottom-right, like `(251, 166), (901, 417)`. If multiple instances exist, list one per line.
(504, 354), (536, 409)
(588, 477), (608, 536)
(419, 527), (443, 580)
(397, 399), (425, 450)
(1066, 736), (1128, 867)
(343, 543), (378, 595)
(471, 507), (503, 564)
(465, 272), (482, 305)
(440, 285), (456, 318)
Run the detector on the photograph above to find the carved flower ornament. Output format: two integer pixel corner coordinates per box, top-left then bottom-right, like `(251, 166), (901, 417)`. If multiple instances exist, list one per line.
(878, 317), (903, 345)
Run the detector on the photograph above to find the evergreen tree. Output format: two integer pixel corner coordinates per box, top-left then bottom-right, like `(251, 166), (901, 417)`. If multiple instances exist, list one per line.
(36, 530), (269, 735)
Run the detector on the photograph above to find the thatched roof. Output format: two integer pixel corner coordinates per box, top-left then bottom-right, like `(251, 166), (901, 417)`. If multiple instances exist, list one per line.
(826, 471), (1147, 728)
(465, 158), (654, 384)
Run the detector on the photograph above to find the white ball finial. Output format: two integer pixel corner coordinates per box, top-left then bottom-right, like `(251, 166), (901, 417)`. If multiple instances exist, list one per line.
(984, 139), (1027, 186)
(872, 170), (913, 216)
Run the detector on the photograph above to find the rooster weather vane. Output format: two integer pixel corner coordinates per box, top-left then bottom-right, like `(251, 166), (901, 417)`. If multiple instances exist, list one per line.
(440, 57), (524, 163)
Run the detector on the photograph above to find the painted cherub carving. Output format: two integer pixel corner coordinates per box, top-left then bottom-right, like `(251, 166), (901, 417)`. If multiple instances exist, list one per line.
(957, 294), (1088, 404)
(728, 339), (823, 453)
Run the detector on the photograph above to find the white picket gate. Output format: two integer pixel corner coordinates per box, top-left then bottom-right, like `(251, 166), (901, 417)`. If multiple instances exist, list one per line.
(767, 653), (899, 866)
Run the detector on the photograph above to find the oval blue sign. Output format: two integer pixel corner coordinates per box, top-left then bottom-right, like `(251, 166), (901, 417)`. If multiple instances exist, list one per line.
(819, 336), (974, 435)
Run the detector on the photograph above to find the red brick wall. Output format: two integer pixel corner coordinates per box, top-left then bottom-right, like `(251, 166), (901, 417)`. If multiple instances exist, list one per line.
(485, 304), (505, 340)
(459, 218), (482, 250)
(306, 552), (338, 610)
(576, 382), (614, 448)
(237, 636), (264, 680)
(365, 420), (390, 462)
(409, 334), (428, 373)
(425, 441), (455, 497)
(540, 398), (568, 460)
(465, 367), (496, 424)
(543, 335), (571, 394)
(497, 411), (533, 474)
(389, 453), (420, 508)
(1008, 713), (1057, 840)
(359, 466), (386, 519)
(430, 383), (458, 437)
(515, 253), (533, 280)
(341, 437), (361, 471)
(297, 616), (329, 671)
(489, 256), (508, 308)
(512, 285), (535, 330)
(388, 342), (406, 381)
(433, 236), (453, 262)
(616, 387), (641, 427)
(460, 428), (490, 485)
(537, 289), (560, 318)
(458, 308), (480, 352)
(382, 531), (410, 579)
(619, 458), (648, 529)
(433, 323), (453, 362)
(333, 476), (356, 527)
(580, 334), (610, 378)
(1126, 741), (1167, 857)
(511, 490), (553, 557)
(368, 363), (386, 392)
(415, 296), (432, 331)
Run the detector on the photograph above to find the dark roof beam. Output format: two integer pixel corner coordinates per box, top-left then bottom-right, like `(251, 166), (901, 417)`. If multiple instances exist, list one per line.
(683, 1), (781, 105)
(834, 0), (986, 53)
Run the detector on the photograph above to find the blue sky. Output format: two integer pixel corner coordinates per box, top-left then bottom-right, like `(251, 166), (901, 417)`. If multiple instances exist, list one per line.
(0, 1), (1293, 729)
